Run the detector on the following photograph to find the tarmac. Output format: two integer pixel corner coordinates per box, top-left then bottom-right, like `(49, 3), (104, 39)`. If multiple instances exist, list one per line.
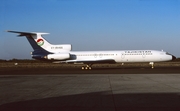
(1, 66), (180, 74)
(1, 72), (180, 111)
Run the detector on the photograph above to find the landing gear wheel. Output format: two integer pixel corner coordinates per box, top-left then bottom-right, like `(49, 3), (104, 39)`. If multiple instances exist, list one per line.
(81, 64), (92, 70)
(149, 62), (154, 69)
(85, 66), (92, 70)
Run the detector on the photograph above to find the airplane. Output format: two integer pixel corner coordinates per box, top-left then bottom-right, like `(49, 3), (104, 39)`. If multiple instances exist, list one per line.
(7, 30), (176, 69)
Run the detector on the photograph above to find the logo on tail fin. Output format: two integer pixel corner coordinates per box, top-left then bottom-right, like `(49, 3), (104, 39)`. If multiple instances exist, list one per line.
(37, 39), (44, 46)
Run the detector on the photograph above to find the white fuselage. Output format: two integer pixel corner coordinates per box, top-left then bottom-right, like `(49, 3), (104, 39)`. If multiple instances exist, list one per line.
(67, 50), (173, 63)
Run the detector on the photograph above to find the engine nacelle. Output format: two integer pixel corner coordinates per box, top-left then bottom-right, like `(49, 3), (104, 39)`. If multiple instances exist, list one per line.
(46, 53), (70, 60)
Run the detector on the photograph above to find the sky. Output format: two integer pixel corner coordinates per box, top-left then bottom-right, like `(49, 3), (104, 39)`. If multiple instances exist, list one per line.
(1, 0), (180, 60)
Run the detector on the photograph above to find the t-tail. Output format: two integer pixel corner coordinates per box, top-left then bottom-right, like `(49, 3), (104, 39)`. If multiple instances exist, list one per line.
(7, 30), (72, 60)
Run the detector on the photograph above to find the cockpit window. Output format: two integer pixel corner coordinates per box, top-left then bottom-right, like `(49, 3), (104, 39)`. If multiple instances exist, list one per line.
(166, 52), (171, 55)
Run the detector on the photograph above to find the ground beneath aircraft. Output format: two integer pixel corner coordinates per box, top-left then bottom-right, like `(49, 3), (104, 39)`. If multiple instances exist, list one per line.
(1, 67), (180, 75)
(0, 62), (180, 75)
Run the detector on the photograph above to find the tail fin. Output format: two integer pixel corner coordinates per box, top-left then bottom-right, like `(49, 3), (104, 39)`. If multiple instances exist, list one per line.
(7, 30), (51, 50)
(7, 30), (54, 60)
(7, 30), (72, 54)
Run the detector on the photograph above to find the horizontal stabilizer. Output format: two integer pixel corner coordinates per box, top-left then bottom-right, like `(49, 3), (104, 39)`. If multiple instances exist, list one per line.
(7, 30), (49, 37)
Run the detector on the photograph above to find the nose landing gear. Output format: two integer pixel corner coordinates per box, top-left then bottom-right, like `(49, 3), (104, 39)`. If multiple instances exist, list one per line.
(149, 62), (154, 69)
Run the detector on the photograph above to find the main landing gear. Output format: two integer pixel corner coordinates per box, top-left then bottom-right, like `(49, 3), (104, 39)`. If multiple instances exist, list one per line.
(82, 64), (92, 70)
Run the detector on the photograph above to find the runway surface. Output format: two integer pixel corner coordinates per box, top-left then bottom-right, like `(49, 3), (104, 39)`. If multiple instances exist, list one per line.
(1, 74), (180, 111)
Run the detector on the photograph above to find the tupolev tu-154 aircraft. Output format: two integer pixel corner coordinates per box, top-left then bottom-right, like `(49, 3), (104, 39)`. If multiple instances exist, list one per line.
(7, 30), (176, 69)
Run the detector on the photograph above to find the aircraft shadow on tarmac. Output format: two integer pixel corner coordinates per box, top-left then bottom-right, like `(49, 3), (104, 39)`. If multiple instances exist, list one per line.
(1, 91), (180, 111)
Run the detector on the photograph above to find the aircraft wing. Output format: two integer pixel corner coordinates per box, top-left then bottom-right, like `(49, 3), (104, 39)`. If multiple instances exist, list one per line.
(54, 59), (116, 64)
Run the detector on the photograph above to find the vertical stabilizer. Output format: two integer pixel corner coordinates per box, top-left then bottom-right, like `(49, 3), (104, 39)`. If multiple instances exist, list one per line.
(7, 31), (52, 55)
(7, 30), (72, 54)
(7, 30), (51, 50)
